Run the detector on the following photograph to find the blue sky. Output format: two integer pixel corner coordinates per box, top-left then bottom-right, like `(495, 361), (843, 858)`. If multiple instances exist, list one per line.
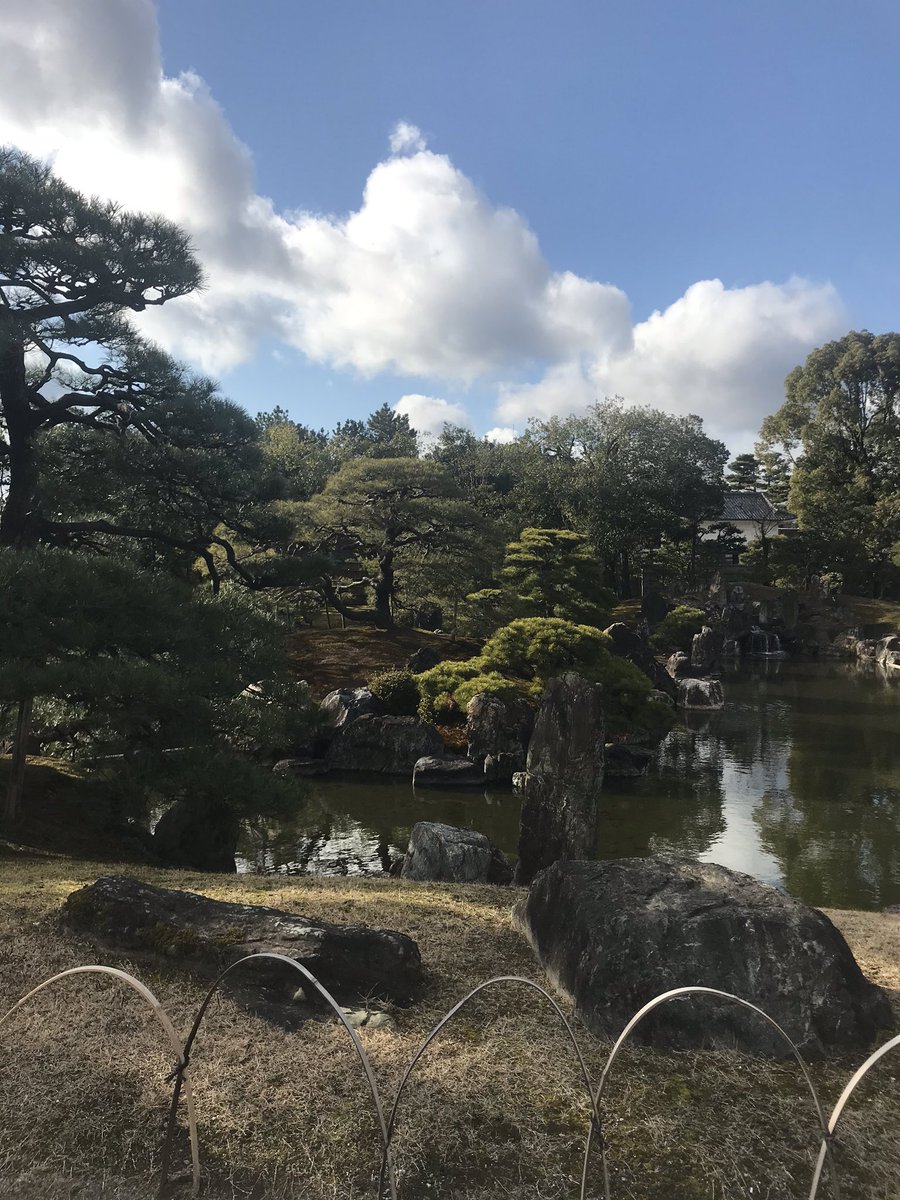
(3, 0), (899, 453)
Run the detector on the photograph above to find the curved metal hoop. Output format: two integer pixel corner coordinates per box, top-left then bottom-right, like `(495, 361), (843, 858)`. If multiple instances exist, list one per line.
(377, 975), (603, 1200)
(808, 1029), (900, 1200)
(585, 986), (841, 1200)
(0, 965), (200, 1197)
(157, 952), (397, 1200)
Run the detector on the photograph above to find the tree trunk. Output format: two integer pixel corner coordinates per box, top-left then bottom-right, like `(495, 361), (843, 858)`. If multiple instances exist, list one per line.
(4, 696), (32, 825)
(373, 549), (395, 629)
(620, 551), (633, 599)
(0, 329), (39, 548)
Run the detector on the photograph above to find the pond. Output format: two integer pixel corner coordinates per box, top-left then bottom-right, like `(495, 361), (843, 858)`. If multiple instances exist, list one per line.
(236, 660), (900, 911)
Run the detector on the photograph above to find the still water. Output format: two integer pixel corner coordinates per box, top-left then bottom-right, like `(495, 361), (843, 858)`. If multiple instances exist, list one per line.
(237, 661), (900, 911)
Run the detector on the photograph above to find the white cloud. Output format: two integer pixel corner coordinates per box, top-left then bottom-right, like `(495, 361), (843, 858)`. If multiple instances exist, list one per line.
(483, 426), (519, 444)
(497, 278), (846, 439)
(0, 0), (849, 441)
(394, 394), (470, 441)
(389, 121), (426, 155)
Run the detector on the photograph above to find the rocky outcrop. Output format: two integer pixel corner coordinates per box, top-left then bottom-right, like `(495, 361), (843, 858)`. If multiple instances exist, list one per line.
(319, 687), (379, 729)
(62, 875), (422, 1020)
(465, 693), (535, 781)
(412, 756), (485, 788)
(691, 625), (723, 674)
(604, 743), (654, 778)
(326, 714), (443, 774)
(876, 635), (900, 670)
(676, 678), (725, 710)
(400, 822), (512, 884)
(515, 857), (893, 1055)
(665, 651), (695, 679)
(406, 645), (444, 674)
(153, 797), (239, 873)
(604, 622), (676, 698)
(515, 673), (604, 885)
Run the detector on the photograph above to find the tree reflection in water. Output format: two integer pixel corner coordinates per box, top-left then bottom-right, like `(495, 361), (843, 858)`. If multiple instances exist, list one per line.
(234, 661), (900, 910)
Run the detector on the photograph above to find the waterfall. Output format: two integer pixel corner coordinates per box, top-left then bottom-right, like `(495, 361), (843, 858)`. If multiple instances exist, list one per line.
(749, 626), (783, 657)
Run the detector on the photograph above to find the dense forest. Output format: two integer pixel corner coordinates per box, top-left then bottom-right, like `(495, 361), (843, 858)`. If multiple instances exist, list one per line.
(2, 148), (900, 829)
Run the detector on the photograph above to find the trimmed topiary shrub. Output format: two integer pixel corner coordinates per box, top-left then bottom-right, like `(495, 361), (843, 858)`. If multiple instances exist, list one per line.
(367, 669), (421, 716)
(651, 606), (706, 653)
(479, 617), (612, 680)
(416, 617), (673, 741)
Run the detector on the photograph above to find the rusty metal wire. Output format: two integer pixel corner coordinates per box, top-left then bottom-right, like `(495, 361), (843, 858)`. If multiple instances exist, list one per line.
(0, 965), (201, 1197)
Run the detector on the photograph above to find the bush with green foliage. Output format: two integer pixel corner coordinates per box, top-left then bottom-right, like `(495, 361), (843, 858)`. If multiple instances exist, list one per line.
(417, 618), (672, 740)
(0, 548), (312, 821)
(650, 606), (706, 653)
(367, 669), (421, 716)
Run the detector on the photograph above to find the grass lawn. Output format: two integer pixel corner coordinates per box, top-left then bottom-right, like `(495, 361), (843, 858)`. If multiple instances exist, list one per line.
(1, 857), (899, 1200)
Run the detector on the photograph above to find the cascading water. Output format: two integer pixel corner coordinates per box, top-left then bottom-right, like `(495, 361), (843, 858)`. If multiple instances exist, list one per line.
(749, 626), (783, 657)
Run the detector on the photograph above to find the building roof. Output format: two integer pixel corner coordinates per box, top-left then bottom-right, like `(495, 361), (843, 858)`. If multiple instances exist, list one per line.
(719, 491), (778, 522)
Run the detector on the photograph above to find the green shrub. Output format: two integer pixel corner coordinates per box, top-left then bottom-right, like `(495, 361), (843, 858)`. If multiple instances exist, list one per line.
(367, 669), (420, 716)
(416, 617), (673, 741)
(453, 672), (534, 708)
(650, 606), (705, 653)
(480, 617), (612, 680)
(416, 658), (483, 704)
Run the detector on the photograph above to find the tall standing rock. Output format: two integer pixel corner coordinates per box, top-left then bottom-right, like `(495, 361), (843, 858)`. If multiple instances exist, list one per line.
(691, 625), (723, 674)
(515, 673), (604, 885)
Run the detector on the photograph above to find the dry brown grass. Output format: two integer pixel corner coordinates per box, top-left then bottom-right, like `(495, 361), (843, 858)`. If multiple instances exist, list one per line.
(288, 628), (479, 698)
(1, 858), (899, 1200)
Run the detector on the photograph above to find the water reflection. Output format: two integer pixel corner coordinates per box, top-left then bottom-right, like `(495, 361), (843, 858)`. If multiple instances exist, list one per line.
(236, 661), (900, 911)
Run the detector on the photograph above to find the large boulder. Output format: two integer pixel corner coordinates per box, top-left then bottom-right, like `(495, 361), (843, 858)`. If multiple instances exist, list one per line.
(691, 625), (723, 674)
(604, 743), (654, 778)
(603, 622), (676, 698)
(62, 875), (421, 1021)
(400, 822), (512, 884)
(153, 797), (239, 873)
(465, 693), (535, 781)
(319, 686), (380, 728)
(515, 673), (604, 885)
(406, 645), (444, 674)
(876, 635), (900, 670)
(412, 756), (485, 788)
(326, 714), (443, 774)
(666, 650), (697, 679)
(515, 858), (893, 1055)
(676, 677), (725, 710)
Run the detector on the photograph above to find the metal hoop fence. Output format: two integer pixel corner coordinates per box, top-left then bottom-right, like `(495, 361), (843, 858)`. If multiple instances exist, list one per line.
(2, 957), (897, 1199)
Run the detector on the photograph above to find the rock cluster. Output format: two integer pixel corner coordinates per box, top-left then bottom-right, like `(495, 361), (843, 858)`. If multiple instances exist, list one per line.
(326, 714), (443, 774)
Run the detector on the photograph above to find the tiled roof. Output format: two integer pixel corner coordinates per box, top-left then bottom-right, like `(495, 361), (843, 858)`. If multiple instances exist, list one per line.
(719, 491), (778, 521)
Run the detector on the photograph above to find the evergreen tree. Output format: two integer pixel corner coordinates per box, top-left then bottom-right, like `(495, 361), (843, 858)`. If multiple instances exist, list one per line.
(760, 330), (900, 594)
(468, 528), (614, 629)
(300, 457), (491, 627)
(724, 453), (760, 490)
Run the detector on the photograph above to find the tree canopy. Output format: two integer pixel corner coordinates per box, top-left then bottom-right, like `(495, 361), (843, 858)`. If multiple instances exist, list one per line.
(759, 330), (900, 593)
(299, 456), (493, 627)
